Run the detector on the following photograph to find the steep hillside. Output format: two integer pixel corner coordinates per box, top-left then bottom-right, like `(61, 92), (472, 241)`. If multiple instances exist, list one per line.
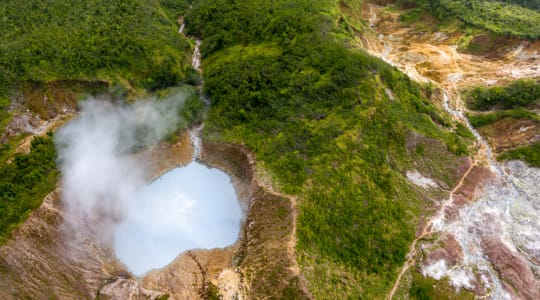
(0, 0), (192, 94)
(184, 0), (471, 298)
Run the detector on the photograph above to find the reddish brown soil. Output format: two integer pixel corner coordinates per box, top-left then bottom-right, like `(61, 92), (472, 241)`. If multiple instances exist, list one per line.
(478, 118), (540, 152)
(481, 237), (540, 300)
(423, 234), (463, 267)
(443, 165), (492, 222)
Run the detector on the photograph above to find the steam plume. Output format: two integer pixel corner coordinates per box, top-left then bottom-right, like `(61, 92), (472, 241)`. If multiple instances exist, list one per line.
(55, 91), (190, 237)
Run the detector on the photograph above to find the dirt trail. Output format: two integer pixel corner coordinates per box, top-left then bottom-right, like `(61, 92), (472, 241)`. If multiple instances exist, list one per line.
(259, 175), (301, 276)
(387, 161), (476, 299)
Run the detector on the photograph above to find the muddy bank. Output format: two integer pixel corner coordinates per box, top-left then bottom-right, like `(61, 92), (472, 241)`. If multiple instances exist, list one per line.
(477, 117), (540, 153)
(105, 140), (309, 299)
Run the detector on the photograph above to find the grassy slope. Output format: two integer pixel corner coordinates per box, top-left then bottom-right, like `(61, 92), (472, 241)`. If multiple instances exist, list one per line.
(0, 0), (194, 245)
(462, 79), (540, 111)
(408, 272), (475, 300)
(413, 0), (540, 39)
(186, 0), (470, 298)
(467, 109), (540, 128)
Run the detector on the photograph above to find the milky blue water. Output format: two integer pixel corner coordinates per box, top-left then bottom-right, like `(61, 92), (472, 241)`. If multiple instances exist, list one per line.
(113, 162), (242, 276)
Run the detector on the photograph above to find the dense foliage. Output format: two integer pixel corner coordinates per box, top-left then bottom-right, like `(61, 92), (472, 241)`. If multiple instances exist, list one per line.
(467, 109), (540, 127)
(0, 97), (10, 137)
(184, 0), (328, 54)
(0, 0), (192, 93)
(498, 141), (540, 167)
(185, 0), (469, 297)
(409, 0), (540, 39)
(463, 79), (540, 111)
(0, 135), (58, 245)
(500, 0), (540, 10)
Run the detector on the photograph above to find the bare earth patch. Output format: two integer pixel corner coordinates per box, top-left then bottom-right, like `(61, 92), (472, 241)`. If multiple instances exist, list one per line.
(478, 117), (540, 152)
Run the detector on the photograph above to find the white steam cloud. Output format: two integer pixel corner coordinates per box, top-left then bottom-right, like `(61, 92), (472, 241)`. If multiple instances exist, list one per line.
(55, 92), (190, 235)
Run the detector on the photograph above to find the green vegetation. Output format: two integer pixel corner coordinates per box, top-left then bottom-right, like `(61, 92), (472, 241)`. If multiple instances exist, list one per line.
(430, 0), (540, 38)
(455, 122), (475, 140)
(409, 272), (475, 300)
(498, 141), (540, 167)
(158, 0), (192, 21)
(0, 134), (58, 245)
(0, 97), (11, 138)
(184, 0), (469, 297)
(467, 109), (540, 127)
(433, 0), (540, 38)
(160, 87), (207, 145)
(338, 0), (368, 34)
(0, 0), (196, 152)
(402, 0), (540, 39)
(463, 79), (540, 111)
(157, 86), (207, 127)
(180, 95), (207, 126)
(0, 0), (192, 94)
(499, 0), (540, 10)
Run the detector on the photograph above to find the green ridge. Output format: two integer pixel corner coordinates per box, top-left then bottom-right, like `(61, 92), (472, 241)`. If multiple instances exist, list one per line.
(185, 0), (470, 297)
(0, 0), (192, 93)
(399, 0), (540, 39)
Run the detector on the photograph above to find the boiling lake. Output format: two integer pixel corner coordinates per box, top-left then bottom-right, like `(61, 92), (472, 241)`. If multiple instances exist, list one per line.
(113, 162), (242, 276)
